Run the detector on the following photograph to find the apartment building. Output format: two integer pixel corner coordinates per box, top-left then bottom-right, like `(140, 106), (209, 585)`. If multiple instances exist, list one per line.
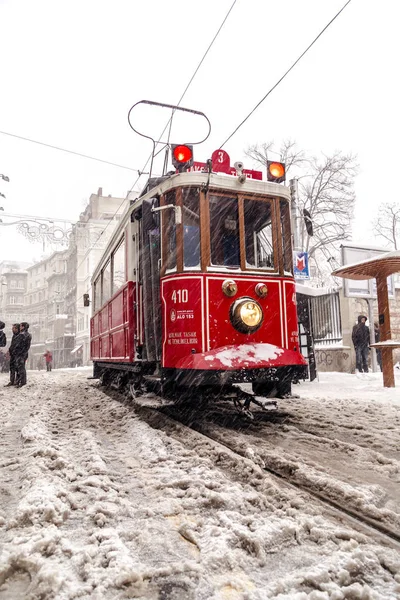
(0, 261), (30, 343)
(66, 188), (128, 365)
(24, 250), (69, 369)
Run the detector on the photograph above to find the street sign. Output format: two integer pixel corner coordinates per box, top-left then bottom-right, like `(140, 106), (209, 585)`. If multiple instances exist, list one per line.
(187, 149), (262, 180)
(293, 251), (310, 280)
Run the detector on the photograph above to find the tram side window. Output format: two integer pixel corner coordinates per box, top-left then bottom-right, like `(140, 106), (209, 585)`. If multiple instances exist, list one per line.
(94, 276), (101, 311)
(102, 261), (111, 304)
(280, 200), (293, 274)
(164, 191), (176, 271)
(210, 196), (240, 267)
(183, 188), (200, 268)
(244, 199), (274, 270)
(112, 238), (126, 294)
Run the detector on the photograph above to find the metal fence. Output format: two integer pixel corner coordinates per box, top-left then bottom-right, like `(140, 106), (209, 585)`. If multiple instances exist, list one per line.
(310, 292), (342, 346)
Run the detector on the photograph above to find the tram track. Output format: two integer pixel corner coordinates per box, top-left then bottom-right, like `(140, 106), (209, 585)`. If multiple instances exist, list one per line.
(120, 394), (400, 552)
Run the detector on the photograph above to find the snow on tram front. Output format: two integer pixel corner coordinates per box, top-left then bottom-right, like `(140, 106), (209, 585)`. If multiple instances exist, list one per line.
(90, 105), (308, 412)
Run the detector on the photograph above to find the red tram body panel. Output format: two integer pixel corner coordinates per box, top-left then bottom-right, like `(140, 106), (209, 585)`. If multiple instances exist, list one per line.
(161, 273), (300, 369)
(91, 281), (136, 362)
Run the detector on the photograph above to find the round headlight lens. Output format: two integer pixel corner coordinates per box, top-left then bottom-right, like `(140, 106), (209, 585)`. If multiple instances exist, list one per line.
(230, 297), (263, 333)
(239, 301), (262, 327)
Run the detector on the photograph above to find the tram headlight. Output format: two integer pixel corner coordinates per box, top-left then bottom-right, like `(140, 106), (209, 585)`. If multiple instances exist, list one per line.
(230, 297), (263, 333)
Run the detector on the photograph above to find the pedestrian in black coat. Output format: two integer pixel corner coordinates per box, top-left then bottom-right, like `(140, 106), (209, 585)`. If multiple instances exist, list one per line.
(15, 322), (32, 387)
(5, 323), (22, 386)
(352, 315), (370, 373)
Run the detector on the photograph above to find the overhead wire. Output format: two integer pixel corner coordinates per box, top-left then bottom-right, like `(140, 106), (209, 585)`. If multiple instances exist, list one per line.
(0, 130), (139, 172)
(219, 0), (353, 148)
(75, 0), (239, 297)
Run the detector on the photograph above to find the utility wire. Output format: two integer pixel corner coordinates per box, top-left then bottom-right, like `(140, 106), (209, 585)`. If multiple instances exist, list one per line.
(165, 0), (238, 146)
(0, 130), (139, 172)
(129, 0), (239, 192)
(16, 0), (239, 298)
(220, 0), (353, 148)
(74, 0), (240, 295)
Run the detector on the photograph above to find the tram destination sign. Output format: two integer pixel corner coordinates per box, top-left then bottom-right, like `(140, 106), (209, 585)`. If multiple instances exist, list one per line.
(187, 149), (263, 180)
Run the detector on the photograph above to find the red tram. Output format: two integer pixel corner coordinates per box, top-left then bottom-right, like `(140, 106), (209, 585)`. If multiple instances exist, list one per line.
(90, 110), (308, 411)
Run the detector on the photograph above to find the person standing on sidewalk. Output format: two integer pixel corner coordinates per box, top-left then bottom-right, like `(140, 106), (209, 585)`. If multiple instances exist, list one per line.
(352, 315), (370, 373)
(5, 324), (22, 387)
(15, 322), (32, 387)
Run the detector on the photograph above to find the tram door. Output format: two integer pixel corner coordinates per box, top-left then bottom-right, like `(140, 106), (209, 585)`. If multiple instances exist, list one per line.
(296, 293), (317, 381)
(140, 198), (162, 362)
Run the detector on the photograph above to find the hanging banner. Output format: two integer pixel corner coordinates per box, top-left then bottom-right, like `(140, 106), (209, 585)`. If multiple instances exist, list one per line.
(293, 251), (310, 280)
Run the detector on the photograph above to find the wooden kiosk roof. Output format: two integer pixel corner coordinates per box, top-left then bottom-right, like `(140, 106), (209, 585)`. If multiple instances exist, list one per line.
(332, 250), (400, 387)
(332, 250), (400, 280)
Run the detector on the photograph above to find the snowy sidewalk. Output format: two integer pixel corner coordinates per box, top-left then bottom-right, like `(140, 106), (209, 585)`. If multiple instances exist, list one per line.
(0, 370), (399, 599)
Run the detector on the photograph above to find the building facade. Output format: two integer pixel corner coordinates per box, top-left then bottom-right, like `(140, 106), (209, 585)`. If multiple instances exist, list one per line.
(24, 250), (69, 369)
(0, 261), (30, 344)
(66, 188), (128, 366)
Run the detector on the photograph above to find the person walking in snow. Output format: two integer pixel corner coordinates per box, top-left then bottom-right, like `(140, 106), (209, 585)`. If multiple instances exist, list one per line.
(352, 315), (370, 373)
(43, 350), (53, 372)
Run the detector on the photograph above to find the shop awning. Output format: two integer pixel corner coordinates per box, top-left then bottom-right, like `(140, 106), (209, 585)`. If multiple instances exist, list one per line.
(71, 345), (83, 354)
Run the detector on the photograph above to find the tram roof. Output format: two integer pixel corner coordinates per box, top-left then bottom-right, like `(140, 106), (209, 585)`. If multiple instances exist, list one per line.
(92, 170), (290, 283)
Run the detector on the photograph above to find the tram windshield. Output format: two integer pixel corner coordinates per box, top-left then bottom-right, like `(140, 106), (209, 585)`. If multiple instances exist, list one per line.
(210, 195), (240, 268)
(244, 199), (274, 270)
(162, 188), (291, 275)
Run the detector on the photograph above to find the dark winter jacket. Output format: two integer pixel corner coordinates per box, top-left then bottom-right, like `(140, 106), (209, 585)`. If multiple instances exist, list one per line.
(9, 332), (24, 358)
(352, 320), (370, 348)
(19, 331), (32, 359)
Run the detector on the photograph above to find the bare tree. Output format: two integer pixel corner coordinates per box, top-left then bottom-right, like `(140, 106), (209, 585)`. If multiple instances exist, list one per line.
(372, 202), (400, 250)
(245, 141), (358, 285)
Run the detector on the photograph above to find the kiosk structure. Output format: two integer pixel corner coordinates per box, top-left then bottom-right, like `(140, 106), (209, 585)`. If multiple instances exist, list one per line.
(332, 251), (400, 388)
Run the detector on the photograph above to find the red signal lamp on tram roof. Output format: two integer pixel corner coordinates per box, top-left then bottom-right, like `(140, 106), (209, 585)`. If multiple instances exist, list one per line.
(266, 160), (286, 183)
(171, 144), (194, 172)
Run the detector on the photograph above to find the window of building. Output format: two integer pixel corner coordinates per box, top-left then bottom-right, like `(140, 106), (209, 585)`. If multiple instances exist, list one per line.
(10, 280), (17, 289)
(9, 296), (16, 305)
(17, 280), (24, 289)
(112, 238), (126, 294)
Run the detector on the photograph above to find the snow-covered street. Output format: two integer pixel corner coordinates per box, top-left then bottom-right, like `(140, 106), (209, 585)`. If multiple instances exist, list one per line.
(0, 369), (399, 599)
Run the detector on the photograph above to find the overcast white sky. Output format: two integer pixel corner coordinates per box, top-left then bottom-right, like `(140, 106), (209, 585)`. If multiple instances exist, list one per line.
(0, 0), (398, 263)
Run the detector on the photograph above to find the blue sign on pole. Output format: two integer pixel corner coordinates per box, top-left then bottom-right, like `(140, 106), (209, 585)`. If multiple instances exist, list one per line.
(293, 251), (310, 279)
